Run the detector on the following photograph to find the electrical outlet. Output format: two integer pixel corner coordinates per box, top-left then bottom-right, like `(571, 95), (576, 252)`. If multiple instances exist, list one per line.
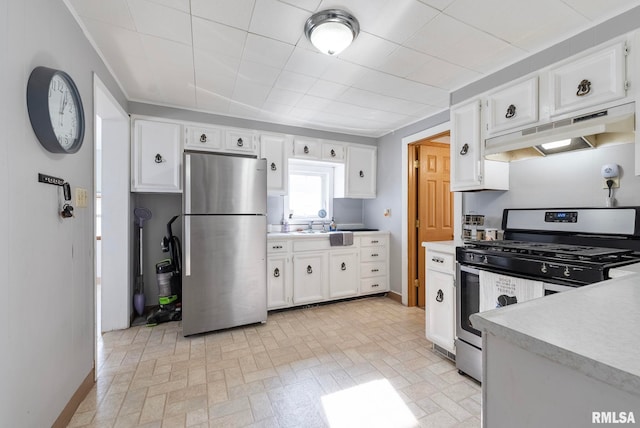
(75, 188), (88, 208)
(602, 178), (620, 189)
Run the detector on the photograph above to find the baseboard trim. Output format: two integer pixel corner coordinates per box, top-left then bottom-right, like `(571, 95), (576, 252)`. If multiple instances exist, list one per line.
(52, 368), (95, 428)
(387, 291), (402, 304)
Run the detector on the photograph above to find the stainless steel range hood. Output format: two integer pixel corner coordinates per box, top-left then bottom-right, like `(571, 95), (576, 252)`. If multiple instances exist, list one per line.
(485, 102), (635, 161)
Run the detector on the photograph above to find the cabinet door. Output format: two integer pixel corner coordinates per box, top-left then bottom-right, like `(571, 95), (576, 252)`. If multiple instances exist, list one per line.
(451, 100), (482, 191)
(132, 119), (182, 193)
(293, 137), (321, 159)
(225, 129), (258, 154)
(267, 256), (290, 309)
(329, 251), (358, 298)
(345, 145), (376, 198)
(549, 41), (627, 116)
(486, 76), (539, 136)
(425, 269), (455, 353)
(292, 252), (327, 304)
(185, 126), (223, 151)
(260, 134), (288, 195)
(321, 141), (345, 162)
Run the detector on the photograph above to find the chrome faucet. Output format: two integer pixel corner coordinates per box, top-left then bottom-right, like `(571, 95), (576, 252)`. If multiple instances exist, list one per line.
(308, 221), (314, 231)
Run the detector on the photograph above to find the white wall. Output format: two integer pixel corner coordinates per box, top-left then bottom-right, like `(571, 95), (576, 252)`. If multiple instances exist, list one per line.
(0, 0), (126, 425)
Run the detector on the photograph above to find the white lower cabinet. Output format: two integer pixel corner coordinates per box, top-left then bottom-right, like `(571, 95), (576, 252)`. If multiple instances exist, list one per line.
(292, 252), (327, 304)
(328, 250), (359, 298)
(267, 256), (291, 309)
(424, 246), (457, 355)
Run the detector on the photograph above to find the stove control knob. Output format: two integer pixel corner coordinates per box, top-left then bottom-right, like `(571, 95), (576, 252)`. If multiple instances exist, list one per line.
(541, 263), (548, 274)
(564, 267), (571, 277)
(483, 256), (488, 264)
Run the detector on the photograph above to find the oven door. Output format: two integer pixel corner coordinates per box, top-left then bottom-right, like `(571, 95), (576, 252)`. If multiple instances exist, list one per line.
(456, 264), (482, 348)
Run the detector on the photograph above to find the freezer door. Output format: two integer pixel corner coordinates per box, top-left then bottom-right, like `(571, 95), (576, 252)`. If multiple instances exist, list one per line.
(185, 152), (266, 215)
(182, 215), (267, 336)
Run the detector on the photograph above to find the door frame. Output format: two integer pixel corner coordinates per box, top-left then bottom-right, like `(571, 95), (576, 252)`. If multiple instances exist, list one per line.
(401, 122), (463, 306)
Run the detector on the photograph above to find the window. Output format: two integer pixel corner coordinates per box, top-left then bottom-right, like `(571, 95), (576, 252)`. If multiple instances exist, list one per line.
(287, 161), (334, 222)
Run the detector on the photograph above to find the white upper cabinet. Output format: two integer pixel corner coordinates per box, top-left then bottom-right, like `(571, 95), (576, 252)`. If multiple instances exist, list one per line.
(260, 134), (289, 196)
(343, 145), (377, 198)
(486, 76), (539, 136)
(184, 126), (222, 151)
(321, 140), (345, 162)
(292, 137), (321, 159)
(451, 100), (509, 191)
(131, 118), (182, 193)
(548, 41), (627, 117)
(224, 128), (258, 154)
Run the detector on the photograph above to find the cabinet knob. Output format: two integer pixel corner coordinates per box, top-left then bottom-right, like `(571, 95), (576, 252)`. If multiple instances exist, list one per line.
(459, 143), (469, 156)
(436, 289), (444, 302)
(306, 265), (313, 274)
(505, 104), (516, 119)
(304, 145), (309, 154)
(341, 262), (347, 271)
(330, 149), (336, 157)
(273, 268), (280, 278)
(270, 162), (277, 171)
(237, 138), (244, 147)
(200, 133), (207, 143)
(154, 153), (164, 163)
(359, 170), (364, 178)
(576, 79), (592, 97)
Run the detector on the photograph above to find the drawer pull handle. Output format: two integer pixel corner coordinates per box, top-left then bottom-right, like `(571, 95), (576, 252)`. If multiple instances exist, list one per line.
(576, 79), (591, 97)
(330, 149), (336, 157)
(359, 170), (364, 178)
(460, 143), (469, 156)
(371, 240), (379, 244)
(372, 284), (379, 288)
(270, 162), (277, 171)
(371, 268), (379, 273)
(341, 262), (347, 271)
(272, 245), (282, 249)
(307, 265), (313, 274)
(371, 253), (379, 257)
(304, 145), (309, 154)
(431, 257), (444, 263)
(200, 133), (207, 143)
(505, 104), (516, 119)
(273, 268), (280, 278)
(436, 289), (444, 302)
(154, 153), (164, 163)
(237, 137), (244, 147)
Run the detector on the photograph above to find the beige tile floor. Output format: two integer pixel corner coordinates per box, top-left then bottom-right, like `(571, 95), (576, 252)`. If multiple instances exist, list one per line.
(69, 296), (481, 427)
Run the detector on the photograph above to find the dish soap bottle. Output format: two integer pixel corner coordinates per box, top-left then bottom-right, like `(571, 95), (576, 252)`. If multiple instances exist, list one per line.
(329, 217), (337, 231)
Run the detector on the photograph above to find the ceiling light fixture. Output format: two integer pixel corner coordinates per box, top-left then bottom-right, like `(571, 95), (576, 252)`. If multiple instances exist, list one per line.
(304, 9), (359, 56)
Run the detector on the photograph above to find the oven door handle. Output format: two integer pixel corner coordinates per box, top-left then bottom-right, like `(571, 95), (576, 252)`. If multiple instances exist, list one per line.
(458, 264), (481, 276)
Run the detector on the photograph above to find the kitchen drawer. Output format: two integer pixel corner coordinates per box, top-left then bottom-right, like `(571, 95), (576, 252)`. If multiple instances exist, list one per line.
(360, 247), (386, 262)
(268, 240), (289, 253)
(360, 261), (387, 279)
(292, 238), (331, 252)
(360, 277), (388, 294)
(426, 250), (454, 274)
(185, 126), (222, 151)
(359, 235), (388, 248)
(225, 129), (257, 154)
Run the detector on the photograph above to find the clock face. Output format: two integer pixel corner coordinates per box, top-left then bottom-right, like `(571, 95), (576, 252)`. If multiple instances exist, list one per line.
(47, 74), (81, 151)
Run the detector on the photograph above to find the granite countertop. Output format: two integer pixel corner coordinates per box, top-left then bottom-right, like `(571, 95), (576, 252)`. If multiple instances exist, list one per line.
(470, 273), (640, 396)
(421, 240), (464, 253)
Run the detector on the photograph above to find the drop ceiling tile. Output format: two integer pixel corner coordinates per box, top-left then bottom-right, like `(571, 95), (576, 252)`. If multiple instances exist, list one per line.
(356, 69), (449, 106)
(144, 0), (189, 13)
(418, 0), (456, 11)
(320, 60), (369, 87)
(196, 87), (232, 112)
(191, 0), (255, 30)
(306, 80), (349, 99)
(249, 0), (309, 45)
(232, 81), (272, 107)
(194, 51), (240, 98)
(279, 0), (322, 13)
(361, 0), (440, 44)
(237, 60), (282, 87)
(275, 71), (317, 93)
(295, 95), (333, 111)
(242, 34), (295, 69)
(68, 0), (135, 30)
(375, 46), (431, 78)
(407, 55), (481, 90)
(338, 87), (433, 116)
(192, 16), (247, 58)
(337, 32), (398, 68)
(284, 47), (335, 78)
(265, 88), (304, 106)
(562, 0), (639, 21)
(259, 101), (294, 120)
(128, 0), (192, 45)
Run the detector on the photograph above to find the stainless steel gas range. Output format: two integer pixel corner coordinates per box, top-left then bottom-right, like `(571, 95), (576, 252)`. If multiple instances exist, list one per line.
(455, 207), (640, 382)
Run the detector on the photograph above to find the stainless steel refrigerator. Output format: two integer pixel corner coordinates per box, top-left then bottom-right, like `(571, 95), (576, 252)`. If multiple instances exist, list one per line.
(182, 151), (267, 336)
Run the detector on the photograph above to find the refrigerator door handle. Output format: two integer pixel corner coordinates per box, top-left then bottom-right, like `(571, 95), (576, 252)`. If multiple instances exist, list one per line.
(184, 216), (191, 276)
(184, 154), (191, 214)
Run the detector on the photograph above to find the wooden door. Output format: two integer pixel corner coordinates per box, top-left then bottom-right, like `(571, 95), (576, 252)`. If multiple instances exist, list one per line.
(408, 137), (454, 307)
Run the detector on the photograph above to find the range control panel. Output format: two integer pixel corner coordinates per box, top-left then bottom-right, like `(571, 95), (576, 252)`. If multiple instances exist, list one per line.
(545, 211), (578, 223)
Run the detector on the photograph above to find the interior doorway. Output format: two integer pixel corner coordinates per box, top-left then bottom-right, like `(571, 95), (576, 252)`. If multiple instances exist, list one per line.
(407, 132), (454, 307)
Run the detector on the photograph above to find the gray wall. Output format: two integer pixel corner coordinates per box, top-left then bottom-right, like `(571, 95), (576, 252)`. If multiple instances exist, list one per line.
(0, 0), (126, 425)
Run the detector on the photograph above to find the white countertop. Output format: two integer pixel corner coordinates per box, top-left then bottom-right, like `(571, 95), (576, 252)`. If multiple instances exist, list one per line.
(421, 240), (463, 253)
(470, 273), (640, 396)
(268, 230), (389, 239)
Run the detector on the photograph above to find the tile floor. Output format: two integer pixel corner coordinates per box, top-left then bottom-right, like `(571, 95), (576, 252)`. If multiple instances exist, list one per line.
(69, 296), (481, 427)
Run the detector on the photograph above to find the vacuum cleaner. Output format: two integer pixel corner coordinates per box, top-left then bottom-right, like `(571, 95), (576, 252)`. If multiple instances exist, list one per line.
(146, 215), (182, 325)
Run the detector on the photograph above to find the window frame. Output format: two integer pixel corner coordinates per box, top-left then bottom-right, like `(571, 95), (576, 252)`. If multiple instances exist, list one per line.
(286, 160), (335, 224)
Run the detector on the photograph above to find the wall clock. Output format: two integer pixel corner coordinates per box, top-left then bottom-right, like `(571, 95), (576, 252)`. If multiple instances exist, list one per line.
(27, 66), (85, 154)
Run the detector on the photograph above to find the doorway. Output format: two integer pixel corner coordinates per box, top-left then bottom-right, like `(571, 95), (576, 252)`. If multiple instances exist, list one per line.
(94, 75), (130, 347)
(407, 133), (454, 307)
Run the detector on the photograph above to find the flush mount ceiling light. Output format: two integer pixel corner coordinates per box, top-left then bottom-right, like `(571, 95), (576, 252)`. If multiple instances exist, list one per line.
(304, 9), (359, 56)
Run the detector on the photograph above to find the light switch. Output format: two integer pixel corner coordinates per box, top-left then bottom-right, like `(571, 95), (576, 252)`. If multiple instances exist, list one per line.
(76, 188), (88, 208)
